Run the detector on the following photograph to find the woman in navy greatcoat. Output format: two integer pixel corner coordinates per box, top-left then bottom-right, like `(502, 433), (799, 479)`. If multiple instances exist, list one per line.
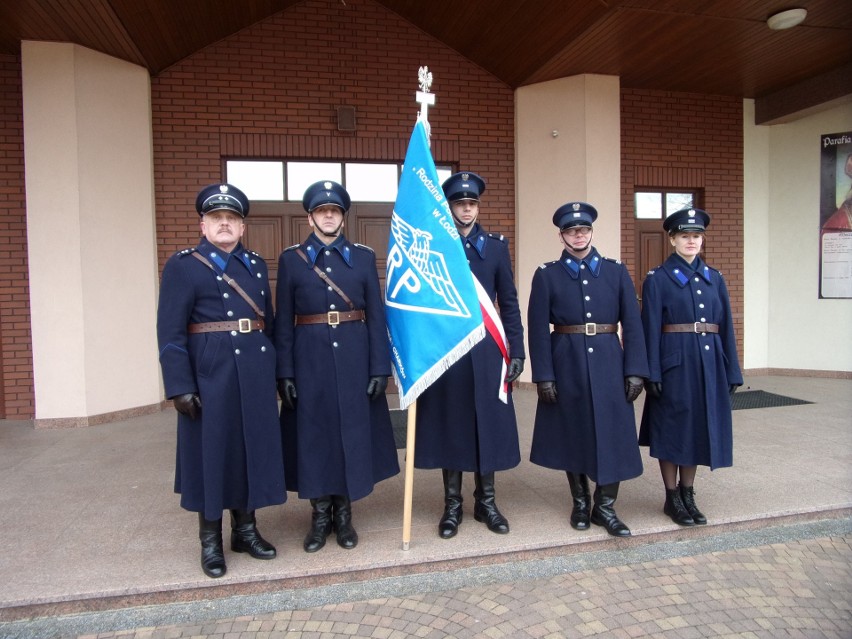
(528, 202), (648, 537)
(639, 208), (742, 526)
(157, 183), (285, 579)
(414, 172), (525, 539)
(275, 180), (399, 553)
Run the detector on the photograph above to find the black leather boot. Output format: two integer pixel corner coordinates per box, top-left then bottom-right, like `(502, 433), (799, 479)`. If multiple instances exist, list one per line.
(439, 469), (464, 539)
(332, 495), (358, 549)
(198, 514), (227, 578)
(230, 509), (276, 559)
(664, 488), (695, 526)
(473, 472), (509, 534)
(303, 496), (333, 553)
(566, 472), (591, 530)
(590, 483), (631, 537)
(679, 484), (706, 525)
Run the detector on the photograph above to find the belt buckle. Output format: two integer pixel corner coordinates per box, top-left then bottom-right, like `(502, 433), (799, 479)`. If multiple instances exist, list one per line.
(327, 311), (340, 326)
(693, 322), (702, 333)
(585, 322), (597, 336)
(238, 318), (252, 333)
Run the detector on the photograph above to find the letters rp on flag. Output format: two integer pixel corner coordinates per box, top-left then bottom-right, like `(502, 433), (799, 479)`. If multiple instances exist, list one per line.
(385, 120), (484, 409)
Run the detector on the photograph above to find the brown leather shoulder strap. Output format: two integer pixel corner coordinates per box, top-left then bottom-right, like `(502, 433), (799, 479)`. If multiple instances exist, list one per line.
(190, 251), (265, 318)
(295, 248), (355, 310)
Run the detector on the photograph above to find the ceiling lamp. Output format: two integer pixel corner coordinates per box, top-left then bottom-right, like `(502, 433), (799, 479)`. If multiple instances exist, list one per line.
(767, 8), (807, 30)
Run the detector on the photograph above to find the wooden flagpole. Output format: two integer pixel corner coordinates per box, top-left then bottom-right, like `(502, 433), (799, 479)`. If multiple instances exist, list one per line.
(401, 67), (435, 551)
(401, 399), (418, 550)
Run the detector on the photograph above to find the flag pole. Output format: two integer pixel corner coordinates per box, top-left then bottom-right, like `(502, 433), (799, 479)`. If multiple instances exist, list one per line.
(401, 66), (435, 551)
(401, 399), (417, 550)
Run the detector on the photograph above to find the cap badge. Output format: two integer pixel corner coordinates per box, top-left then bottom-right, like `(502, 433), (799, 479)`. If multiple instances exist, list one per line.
(572, 203), (581, 211)
(219, 185), (229, 193)
(324, 181), (333, 190)
(688, 209), (695, 215)
(461, 173), (470, 180)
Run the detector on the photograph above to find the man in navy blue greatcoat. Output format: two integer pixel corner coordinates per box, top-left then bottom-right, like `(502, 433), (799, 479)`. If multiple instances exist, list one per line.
(275, 180), (399, 553)
(528, 202), (648, 537)
(157, 183), (285, 578)
(414, 172), (525, 539)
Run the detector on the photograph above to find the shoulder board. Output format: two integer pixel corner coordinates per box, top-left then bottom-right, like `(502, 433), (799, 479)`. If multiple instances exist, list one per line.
(283, 244), (301, 252)
(176, 247), (196, 257)
(538, 260), (559, 270)
(602, 256), (622, 265)
(247, 249), (263, 258)
(647, 265), (663, 276)
(353, 243), (375, 253)
(487, 232), (506, 243)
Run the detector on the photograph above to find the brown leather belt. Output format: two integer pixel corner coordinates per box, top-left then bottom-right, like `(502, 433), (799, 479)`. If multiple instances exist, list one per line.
(663, 322), (719, 334)
(188, 319), (265, 334)
(553, 323), (618, 336)
(295, 310), (366, 326)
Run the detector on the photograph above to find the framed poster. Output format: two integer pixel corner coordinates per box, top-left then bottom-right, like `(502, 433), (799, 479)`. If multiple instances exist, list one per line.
(819, 132), (852, 299)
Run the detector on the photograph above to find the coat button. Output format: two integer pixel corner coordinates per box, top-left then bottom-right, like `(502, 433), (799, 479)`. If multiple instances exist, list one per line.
(261, 346), (267, 352)
(588, 347), (594, 353)
(235, 349), (241, 354)
(227, 310), (234, 317)
(327, 286), (333, 291)
(696, 290), (702, 295)
(333, 342), (339, 348)
(699, 303), (705, 308)
(223, 293), (230, 299)
(256, 273), (261, 278)
(586, 312), (592, 318)
(326, 267), (332, 273)
(330, 304), (336, 310)
(584, 296), (590, 301)
(325, 250), (331, 256)
(583, 280), (588, 285)
(704, 345), (710, 350)
(231, 331), (237, 336)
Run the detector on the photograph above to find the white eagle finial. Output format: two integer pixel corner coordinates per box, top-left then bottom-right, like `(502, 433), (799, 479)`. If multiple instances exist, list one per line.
(418, 66), (433, 93)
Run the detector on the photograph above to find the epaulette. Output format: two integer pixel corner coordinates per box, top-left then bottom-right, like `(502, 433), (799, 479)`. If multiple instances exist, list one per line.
(487, 232), (507, 243)
(283, 244), (301, 252)
(353, 243), (375, 253)
(538, 260), (558, 270)
(176, 247), (196, 257)
(647, 265), (663, 276)
(602, 256), (622, 265)
(247, 249), (263, 258)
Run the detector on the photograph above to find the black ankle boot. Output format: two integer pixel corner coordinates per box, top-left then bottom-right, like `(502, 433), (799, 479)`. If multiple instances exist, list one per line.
(473, 472), (509, 534)
(590, 483), (631, 537)
(198, 514), (226, 578)
(303, 496), (333, 553)
(678, 484), (706, 525)
(566, 472), (591, 530)
(332, 495), (358, 549)
(439, 469), (463, 539)
(664, 488), (695, 526)
(230, 509), (276, 559)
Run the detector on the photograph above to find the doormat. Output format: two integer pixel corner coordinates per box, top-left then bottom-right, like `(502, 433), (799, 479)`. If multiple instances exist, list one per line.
(732, 390), (813, 411)
(390, 410), (408, 449)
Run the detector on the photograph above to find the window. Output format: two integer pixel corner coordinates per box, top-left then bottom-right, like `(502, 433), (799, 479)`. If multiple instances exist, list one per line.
(226, 160), (454, 203)
(634, 190), (697, 219)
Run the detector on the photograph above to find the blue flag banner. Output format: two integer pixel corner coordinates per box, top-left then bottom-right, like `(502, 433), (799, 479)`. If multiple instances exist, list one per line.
(386, 120), (485, 408)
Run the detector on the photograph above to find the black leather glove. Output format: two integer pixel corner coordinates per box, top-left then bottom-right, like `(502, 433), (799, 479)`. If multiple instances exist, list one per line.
(277, 378), (297, 411)
(173, 393), (201, 420)
(537, 381), (558, 404)
(505, 358), (524, 384)
(366, 376), (388, 400)
(729, 383), (740, 398)
(625, 376), (644, 403)
(645, 380), (663, 399)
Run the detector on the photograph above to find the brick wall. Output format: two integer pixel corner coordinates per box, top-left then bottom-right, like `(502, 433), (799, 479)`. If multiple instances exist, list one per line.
(151, 0), (516, 269)
(621, 88), (745, 363)
(0, 54), (33, 419)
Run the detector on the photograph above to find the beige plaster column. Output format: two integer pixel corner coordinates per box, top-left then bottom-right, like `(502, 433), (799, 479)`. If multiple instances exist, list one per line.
(22, 41), (161, 425)
(515, 75), (622, 381)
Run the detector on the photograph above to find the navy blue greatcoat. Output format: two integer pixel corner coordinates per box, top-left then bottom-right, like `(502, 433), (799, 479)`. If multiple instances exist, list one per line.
(275, 233), (399, 501)
(157, 238), (286, 521)
(414, 224), (524, 473)
(528, 247), (649, 485)
(639, 253), (742, 469)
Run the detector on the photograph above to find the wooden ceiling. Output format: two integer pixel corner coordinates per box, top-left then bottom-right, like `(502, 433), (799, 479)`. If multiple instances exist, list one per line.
(1, 0), (850, 120)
